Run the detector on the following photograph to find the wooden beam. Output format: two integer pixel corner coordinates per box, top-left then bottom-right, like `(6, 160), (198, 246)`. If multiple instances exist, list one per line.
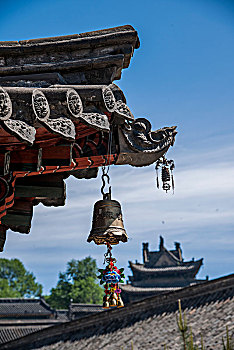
(42, 144), (72, 167)
(1, 199), (33, 234)
(0, 152), (10, 175)
(15, 185), (64, 198)
(15, 174), (65, 198)
(10, 148), (42, 172)
(0, 225), (7, 252)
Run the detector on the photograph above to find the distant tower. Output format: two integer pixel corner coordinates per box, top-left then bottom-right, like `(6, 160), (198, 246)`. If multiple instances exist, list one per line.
(159, 235), (164, 250)
(121, 236), (205, 303)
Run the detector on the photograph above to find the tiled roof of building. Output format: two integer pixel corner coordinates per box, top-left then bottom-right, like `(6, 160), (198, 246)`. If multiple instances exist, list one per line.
(0, 298), (54, 317)
(0, 326), (49, 345)
(1, 274), (233, 350)
(0, 303), (68, 345)
(55, 310), (69, 321)
(69, 304), (103, 314)
(130, 259), (202, 273)
(120, 284), (181, 293)
(147, 248), (181, 266)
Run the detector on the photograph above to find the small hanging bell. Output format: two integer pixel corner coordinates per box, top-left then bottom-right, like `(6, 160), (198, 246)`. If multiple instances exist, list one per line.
(112, 292), (118, 300)
(117, 295), (124, 308)
(109, 293), (117, 307)
(155, 156), (175, 193)
(103, 295), (110, 309)
(87, 173), (128, 245)
(103, 301), (110, 309)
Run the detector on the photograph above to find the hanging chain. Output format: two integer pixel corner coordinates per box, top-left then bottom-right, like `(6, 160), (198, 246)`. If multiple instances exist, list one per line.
(101, 170), (111, 198)
(102, 125), (113, 177)
(100, 124), (113, 198)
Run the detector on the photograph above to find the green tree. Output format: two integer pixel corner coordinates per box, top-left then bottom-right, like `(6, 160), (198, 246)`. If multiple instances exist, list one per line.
(46, 257), (103, 309)
(0, 258), (43, 297)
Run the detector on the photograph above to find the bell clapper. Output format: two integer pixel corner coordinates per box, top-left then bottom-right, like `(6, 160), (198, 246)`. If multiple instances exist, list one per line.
(97, 242), (125, 309)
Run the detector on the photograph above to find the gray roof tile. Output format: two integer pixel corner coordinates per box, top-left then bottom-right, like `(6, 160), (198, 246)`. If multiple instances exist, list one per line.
(0, 298), (53, 317)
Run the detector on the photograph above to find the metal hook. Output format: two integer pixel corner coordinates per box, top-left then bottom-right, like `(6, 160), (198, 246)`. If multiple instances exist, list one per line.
(101, 172), (110, 197)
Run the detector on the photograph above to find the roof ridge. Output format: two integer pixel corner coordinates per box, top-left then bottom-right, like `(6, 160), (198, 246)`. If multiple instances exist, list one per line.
(0, 25), (139, 52)
(0, 298), (40, 303)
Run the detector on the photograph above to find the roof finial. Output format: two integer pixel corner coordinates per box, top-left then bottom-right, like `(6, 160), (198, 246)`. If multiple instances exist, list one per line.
(174, 242), (180, 251)
(159, 235), (164, 250)
(142, 242), (149, 263)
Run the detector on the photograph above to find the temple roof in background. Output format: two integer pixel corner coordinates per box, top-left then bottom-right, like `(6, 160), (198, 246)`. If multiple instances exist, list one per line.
(0, 298), (53, 318)
(121, 236), (205, 303)
(0, 299), (104, 345)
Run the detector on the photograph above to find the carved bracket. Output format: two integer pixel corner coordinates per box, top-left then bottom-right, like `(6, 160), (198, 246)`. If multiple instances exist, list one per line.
(121, 118), (177, 153)
(117, 118), (177, 166)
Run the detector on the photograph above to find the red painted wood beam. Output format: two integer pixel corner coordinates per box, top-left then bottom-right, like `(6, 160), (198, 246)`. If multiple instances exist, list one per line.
(0, 154), (117, 223)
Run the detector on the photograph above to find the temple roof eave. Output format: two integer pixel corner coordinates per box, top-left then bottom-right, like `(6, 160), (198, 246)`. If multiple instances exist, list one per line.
(129, 259), (203, 276)
(0, 25), (177, 245)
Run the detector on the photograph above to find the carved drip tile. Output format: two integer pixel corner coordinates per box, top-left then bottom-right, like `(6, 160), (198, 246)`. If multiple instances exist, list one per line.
(115, 100), (134, 121)
(0, 88), (38, 146)
(3, 119), (36, 145)
(66, 88), (83, 119)
(32, 89), (76, 140)
(102, 86), (116, 112)
(80, 112), (109, 131)
(0, 87), (12, 121)
(32, 89), (50, 121)
(121, 118), (177, 153)
(41, 118), (76, 140)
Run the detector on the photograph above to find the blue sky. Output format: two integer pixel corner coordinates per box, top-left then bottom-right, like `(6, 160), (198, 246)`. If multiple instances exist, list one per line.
(0, 0), (234, 294)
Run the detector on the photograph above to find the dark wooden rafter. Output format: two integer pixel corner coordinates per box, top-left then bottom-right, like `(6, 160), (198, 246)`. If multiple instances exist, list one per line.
(0, 153), (118, 225)
(0, 224), (7, 251)
(1, 198), (33, 234)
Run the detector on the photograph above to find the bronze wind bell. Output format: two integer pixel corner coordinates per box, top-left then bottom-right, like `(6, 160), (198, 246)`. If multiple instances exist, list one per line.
(87, 169), (127, 308)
